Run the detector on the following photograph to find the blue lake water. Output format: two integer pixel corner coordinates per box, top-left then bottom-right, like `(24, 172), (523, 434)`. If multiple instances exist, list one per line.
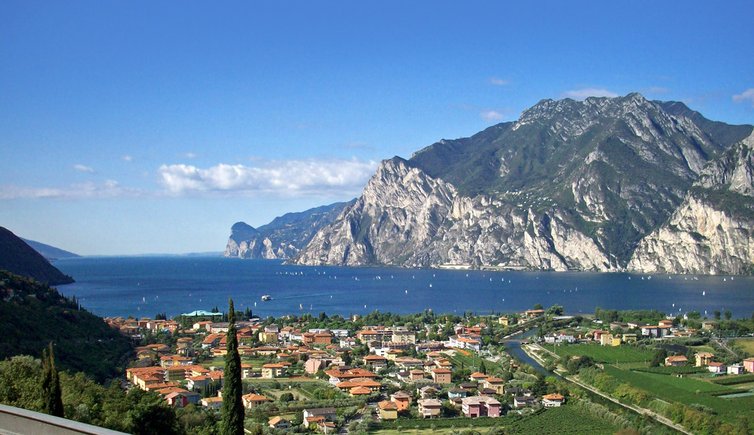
(54, 256), (754, 320)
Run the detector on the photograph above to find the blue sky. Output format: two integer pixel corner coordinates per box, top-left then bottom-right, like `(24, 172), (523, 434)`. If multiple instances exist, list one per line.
(1, 1), (753, 255)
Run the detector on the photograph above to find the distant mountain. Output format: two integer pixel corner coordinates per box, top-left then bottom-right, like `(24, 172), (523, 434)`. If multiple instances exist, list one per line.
(22, 238), (80, 260)
(0, 227), (74, 285)
(293, 93), (754, 274)
(224, 201), (355, 259)
(0, 270), (132, 381)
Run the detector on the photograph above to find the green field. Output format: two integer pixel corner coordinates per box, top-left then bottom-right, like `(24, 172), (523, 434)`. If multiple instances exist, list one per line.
(370, 405), (620, 435)
(604, 366), (754, 423)
(550, 343), (654, 364)
(731, 338), (754, 356)
(506, 405), (620, 434)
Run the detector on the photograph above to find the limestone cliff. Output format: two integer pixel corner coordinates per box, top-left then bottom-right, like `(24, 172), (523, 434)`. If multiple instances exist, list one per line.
(628, 133), (754, 275)
(293, 94), (753, 273)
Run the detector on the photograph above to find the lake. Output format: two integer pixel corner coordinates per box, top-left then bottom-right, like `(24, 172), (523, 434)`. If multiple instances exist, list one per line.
(54, 256), (754, 320)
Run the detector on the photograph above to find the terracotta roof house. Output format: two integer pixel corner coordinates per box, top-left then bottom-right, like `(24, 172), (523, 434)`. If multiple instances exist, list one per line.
(469, 372), (488, 382)
(390, 391), (412, 411)
(242, 393), (271, 409)
(542, 393), (565, 407)
(377, 400), (398, 420)
(695, 352), (714, 367)
(431, 368), (452, 384)
(665, 355), (688, 367)
(268, 416), (291, 429)
(707, 361), (726, 374)
(744, 358), (754, 373)
(200, 396), (223, 409)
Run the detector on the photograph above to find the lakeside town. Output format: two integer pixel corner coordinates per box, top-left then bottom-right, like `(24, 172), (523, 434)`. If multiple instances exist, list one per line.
(104, 304), (754, 434)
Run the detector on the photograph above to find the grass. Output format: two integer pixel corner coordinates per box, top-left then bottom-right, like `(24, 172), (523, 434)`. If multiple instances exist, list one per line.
(712, 373), (754, 385)
(603, 365), (754, 423)
(549, 343), (655, 364)
(731, 338), (754, 357)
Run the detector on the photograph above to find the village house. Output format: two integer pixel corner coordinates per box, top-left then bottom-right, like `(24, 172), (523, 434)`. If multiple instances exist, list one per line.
(261, 363), (288, 379)
(363, 354), (388, 370)
(417, 398), (442, 418)
(160, 355), (193, 368)
(165, 390), (201, 408)
(481, 377), (505, 395)
(461, 396), (501, 418)
(242, 393), (271, 409)
(622, 333), (638, 343)
(728, 364), (745, 375)
(389, 328), (416, 344)
(431, 368), (452, 384)
(377, 400), (398, 420)
(513, 396), (537, 408)
(469, 372), (488, 383)
(695, 352), (714, 367)
(325, 367), (378, 385)
(707, 361), (726, 374)
(542, 393), (565, 407)
(448, 335), (481, 351)
(524, 309), (545, 319)
(498, 316), (516, 326)
(701, 321), (718, 330)
(302, 407), (337, 423)
(390, 391), (412, 411)
(743, 358), (754, 373)
(268, 416), (291, 430)
(336, 378), (382, 394)
(665, 355), (688, 367)
(304, 358), (327, 375)
(200, 396), (223, 410)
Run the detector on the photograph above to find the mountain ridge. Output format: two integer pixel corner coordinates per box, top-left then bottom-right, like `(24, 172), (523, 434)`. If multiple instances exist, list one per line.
(0, 227), (74, 285)
(291, 93), (754, 274)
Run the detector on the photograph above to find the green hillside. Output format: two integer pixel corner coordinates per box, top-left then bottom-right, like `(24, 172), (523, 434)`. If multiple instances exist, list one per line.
(0, 270), (133, 382)
(0, 226), (74, 285)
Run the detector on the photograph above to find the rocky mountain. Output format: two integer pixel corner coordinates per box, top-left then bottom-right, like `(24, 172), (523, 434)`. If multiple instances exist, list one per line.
(22, 238), (80, 260)
(0, 227), (74, 285)
(224, 201), (354, 259)
(628, 132), (754, 274)
(293, 94), (754, 274)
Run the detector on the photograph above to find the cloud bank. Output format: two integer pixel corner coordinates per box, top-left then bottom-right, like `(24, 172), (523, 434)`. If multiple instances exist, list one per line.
(0, 180), (138, 200)
(562, 88), (618, 99)
(158, 158), (377, 197)
(73, 164), (95, 173)
(480, 110), (505, 122)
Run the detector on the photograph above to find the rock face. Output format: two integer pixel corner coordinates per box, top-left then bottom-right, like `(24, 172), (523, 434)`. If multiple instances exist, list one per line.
(224, 201), (353, 260)
(628, 133), (754, 275)
(293, 94), (754, 274)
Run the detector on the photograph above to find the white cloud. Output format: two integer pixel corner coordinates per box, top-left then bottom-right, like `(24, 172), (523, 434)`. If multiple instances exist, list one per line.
(562, 88), (619, 100)
(732, 88), (754, 106)
(73, 164), (95, 173)
(0, 180), (139, 200)
(158, 158), (378, 197)
(183, 152), (197, 159)
(122, 155), (133, 162)
(480, 110), (505, 122)
(489, 77), (509, 86)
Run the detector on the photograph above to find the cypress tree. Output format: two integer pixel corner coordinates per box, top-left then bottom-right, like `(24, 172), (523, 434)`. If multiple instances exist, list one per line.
(40, 342), (64, 417)
(220, 298), (244, 435)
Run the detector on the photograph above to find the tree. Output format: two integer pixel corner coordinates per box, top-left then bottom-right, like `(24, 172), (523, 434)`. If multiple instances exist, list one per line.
(650, 348), (667, 367)
(40, 343), (64, 417)
(220, 298), (244, 435)
(724, 310), (732, 321)
(713, 311), (721, 320)
(479, 360), (487, 375)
